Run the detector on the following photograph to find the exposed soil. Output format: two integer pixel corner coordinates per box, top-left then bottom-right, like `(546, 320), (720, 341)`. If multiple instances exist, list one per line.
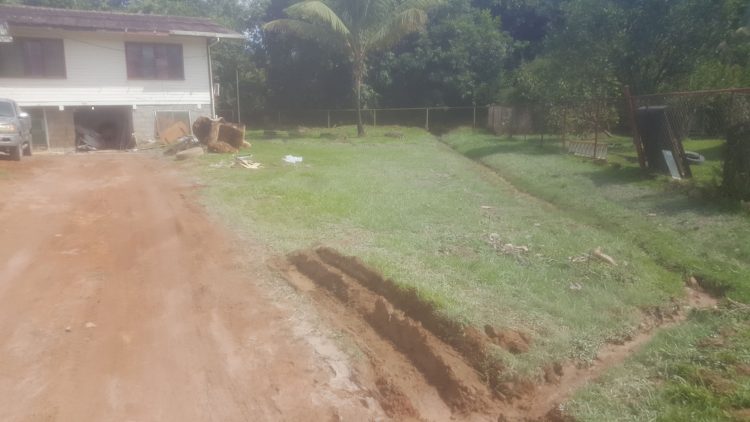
(0, 153), (721, 422)
(279, 246), (721, 421)
(0, 154), (384, 421)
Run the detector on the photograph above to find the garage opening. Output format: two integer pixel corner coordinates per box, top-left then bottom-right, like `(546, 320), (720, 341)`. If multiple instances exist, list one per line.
(74, 107), (134, 151)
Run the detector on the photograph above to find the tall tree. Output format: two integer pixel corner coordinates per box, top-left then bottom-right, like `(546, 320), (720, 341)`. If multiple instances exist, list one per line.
(371, 0), (511, 107)
(264, 0), (441, 136)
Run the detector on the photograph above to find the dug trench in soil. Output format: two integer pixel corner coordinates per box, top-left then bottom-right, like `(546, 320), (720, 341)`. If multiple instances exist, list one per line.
(277, 247), (721, 421)
(286, 250), (494, 417)
(315, 246), (507, 392)
(519, 285), (719, 421)
(273, 253), (459, 421)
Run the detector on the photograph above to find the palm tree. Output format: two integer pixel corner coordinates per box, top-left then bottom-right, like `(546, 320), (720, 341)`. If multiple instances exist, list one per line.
(264, 0), (441, 136)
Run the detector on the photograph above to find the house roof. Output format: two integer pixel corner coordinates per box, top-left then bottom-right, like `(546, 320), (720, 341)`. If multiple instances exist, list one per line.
(0, 4), (244, 39)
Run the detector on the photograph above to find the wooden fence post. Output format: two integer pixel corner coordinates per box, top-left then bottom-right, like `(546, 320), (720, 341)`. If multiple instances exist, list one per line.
(425, 108), (430, 131)
(623, 85), (647, 169)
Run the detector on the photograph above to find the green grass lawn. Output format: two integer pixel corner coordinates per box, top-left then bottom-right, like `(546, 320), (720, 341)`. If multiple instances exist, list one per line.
(442, 128), (750, 303)
(186, 125), (687, 384)
(441, 128), (749, 421)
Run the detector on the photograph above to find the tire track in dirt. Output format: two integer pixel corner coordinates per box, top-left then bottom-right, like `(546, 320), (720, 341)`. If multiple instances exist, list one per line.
(0, 154), (385, 421)
(276, 246), (720, 421)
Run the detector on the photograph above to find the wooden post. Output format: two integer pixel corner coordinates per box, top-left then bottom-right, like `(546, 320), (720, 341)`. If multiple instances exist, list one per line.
(235, 68), (241, 124)
(425, 108), (430, 131)
(623, 85), (647, 169)
(373, 109), (377, 127)
(473, 106), (477, 128)
(561, 106), (567, 150)
(327, 110), (331, 128)
(593, 101), (599, 159)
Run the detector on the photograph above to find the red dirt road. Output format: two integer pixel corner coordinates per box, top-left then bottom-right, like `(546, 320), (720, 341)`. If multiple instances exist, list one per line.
(0, 154), (383, 421)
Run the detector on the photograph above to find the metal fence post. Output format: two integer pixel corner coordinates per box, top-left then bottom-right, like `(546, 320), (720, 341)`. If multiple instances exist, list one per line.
(373, 109), (377, 127)
(593, 101), (600, 159)
(327, 110), (331, 128)
(425, 108), (430, 131)
(473, 106), (477, 128)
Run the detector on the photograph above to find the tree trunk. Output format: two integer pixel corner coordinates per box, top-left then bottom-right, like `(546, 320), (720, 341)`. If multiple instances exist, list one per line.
(355, 73), (365, 137)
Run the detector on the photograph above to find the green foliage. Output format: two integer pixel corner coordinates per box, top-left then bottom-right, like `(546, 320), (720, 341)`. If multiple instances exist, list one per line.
(371, 0), (512, 106)
(510, 0), (749, 104)
(264, 0), (442, 135)
(570, 306), (750, 421)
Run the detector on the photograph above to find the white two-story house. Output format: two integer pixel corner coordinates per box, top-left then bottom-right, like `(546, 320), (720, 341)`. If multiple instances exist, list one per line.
(0, 4), (243, 150)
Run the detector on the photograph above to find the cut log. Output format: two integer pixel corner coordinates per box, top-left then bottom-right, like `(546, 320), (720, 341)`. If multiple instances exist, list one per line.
(192, 116), (225, 145)
(218, 123), (246, 149)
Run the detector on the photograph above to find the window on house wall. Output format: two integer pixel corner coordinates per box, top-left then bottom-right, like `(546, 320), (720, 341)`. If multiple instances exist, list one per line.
(0, 38), (66, 78)
(125, 42), (184, 80)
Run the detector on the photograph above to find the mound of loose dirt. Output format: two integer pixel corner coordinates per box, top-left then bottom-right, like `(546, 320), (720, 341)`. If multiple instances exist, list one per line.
(218, 124), (246, 149)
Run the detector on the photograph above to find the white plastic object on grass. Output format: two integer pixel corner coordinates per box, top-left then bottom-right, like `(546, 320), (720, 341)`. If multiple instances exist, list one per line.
(283, 155), (304, 164)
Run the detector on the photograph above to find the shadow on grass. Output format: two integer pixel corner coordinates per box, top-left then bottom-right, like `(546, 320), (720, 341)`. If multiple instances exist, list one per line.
(687, 143), (724, 161)
(462, 140), (565, 160)
(587, 166), (650, 186)
(638, 192), (731, 217)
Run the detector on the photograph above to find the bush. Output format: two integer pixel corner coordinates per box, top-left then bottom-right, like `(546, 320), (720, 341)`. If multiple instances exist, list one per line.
(722, 123), (750, 200)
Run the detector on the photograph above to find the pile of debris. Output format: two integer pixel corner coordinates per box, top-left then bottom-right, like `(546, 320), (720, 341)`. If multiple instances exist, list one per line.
(163, 116), (251, 160)
(487, 233), (530, 256)
(210, 155), (262, 169)
(192, 116), (249, 153)
(77, 126), (105, 151)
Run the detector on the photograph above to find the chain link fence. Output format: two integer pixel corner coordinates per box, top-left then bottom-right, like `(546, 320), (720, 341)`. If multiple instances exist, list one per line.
(222, 106), (488, 134)
(219, 87), (750, 181)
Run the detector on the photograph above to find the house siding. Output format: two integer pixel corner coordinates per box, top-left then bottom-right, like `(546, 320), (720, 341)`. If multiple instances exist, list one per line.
(0, 28), (211, 108)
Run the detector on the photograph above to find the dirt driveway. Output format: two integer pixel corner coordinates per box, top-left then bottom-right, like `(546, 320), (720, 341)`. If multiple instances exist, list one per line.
(0, 154), (383, 421)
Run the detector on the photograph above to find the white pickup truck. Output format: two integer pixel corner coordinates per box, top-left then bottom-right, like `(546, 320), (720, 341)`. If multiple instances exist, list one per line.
(0, 98), (32, 161)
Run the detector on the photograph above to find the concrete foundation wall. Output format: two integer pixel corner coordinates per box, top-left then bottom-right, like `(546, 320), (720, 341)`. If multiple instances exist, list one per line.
(132, 104), (210, 143)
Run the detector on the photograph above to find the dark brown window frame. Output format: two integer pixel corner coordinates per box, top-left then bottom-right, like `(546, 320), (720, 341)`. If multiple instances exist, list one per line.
(125, 42), (185, 81)
(0, 37), (67, 79)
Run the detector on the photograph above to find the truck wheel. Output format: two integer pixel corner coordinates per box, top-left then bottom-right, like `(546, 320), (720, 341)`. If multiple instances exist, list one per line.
(23, 142), (32, 156)
(10, 144), (21, 161)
